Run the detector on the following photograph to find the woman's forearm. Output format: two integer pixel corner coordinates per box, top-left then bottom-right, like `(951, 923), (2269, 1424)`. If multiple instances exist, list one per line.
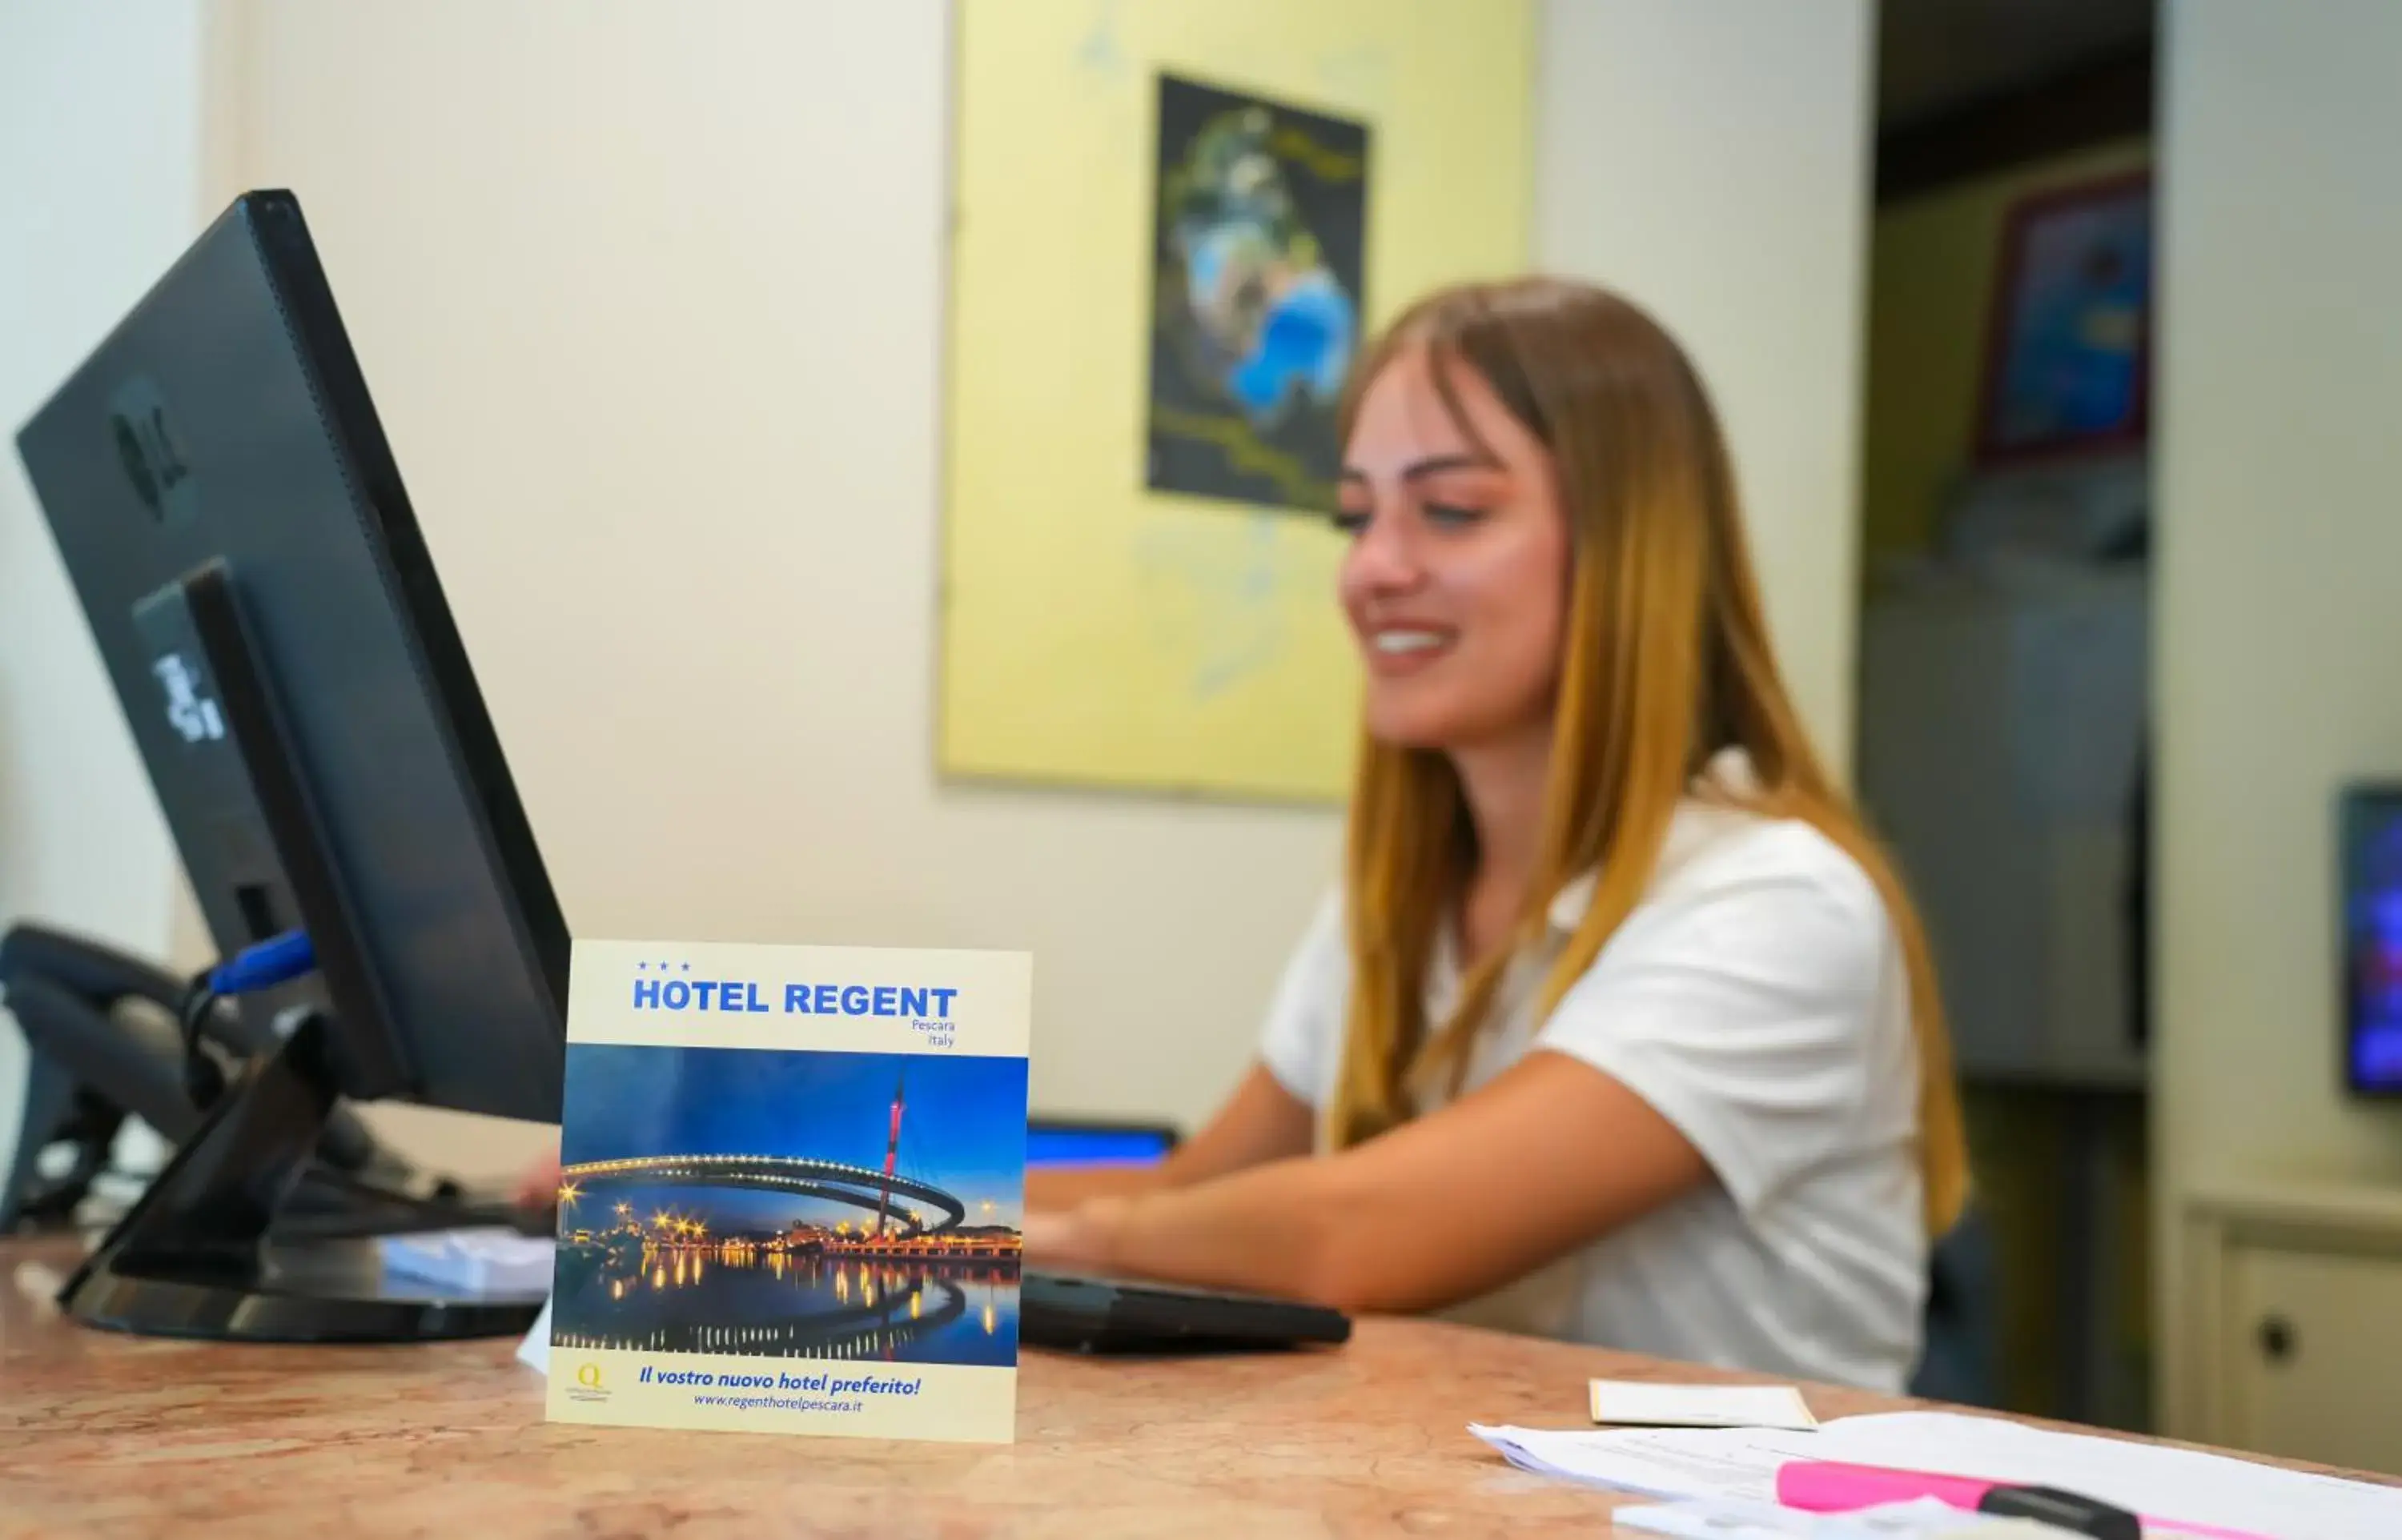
(1026, 1065), (1315, 1213)
(1029, 1053), (1713, 1313)
(1025, 1162), (1170, 1211)
(1048, 1157), (1355, 1304)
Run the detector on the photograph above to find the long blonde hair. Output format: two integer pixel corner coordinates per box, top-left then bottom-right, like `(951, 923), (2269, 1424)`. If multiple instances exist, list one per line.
(1328, 278), (1968, 1236)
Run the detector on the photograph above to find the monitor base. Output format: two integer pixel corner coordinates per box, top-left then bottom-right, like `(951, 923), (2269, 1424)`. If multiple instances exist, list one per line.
(58, 1010), (544, 1344)
(64, 1238), (541, 1344)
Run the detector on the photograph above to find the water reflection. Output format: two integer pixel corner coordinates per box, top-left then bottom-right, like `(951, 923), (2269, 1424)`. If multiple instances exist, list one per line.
(552, 1242), (1020, 1365)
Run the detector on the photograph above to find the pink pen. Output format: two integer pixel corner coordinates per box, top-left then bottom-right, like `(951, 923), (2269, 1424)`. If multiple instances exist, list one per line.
(1776, 1460), (2275, 1540)
(1778, 1459), (1998, 1514)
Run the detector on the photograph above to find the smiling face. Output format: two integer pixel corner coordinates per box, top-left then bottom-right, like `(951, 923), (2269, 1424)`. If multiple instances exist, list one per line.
(1336, 344), (1570, 752)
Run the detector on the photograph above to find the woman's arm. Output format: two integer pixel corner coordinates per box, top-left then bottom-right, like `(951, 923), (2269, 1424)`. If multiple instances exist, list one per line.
(1026, 1064), (1315, 1210)
(1024, 1049), (1707, 1312)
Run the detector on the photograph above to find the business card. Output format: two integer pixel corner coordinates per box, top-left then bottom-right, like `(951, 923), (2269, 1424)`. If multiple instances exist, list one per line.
(1588, 1379), (1819, 1431)
(542, 940), (1031, 1444)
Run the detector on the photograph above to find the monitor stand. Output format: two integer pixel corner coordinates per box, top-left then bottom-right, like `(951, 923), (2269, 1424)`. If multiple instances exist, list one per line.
(58, 1009), (544, 1343)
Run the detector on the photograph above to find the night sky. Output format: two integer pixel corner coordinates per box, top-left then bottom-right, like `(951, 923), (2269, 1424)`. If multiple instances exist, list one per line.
(558, 1045), (1028, 1232)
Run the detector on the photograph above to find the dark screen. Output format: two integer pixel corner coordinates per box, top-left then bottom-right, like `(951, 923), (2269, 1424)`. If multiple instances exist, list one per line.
(2344, 788), (2402, 1093)
(13, 190), (566, 1122)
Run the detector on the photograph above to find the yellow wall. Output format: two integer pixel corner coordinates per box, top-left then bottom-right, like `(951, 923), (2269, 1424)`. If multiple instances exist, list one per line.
(941, 0), (1533, 801)
(1860, 138), (2153, 559)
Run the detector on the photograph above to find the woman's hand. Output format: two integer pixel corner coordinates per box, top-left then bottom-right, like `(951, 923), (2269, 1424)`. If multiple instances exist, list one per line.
(514, 1140), (562, 1210)
(1020, 1198), (1127, 1273)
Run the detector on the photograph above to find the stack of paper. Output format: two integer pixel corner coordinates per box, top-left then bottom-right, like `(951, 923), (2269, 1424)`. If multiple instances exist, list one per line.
(1471, 1412), (2402, 1540)
(1589, 1380), (1818, 1430)
(1615, 1496), (2076, 1539)
(377, 1226), (555, 1295)
(1474, 1422), (1788, 1503)
(517, 1296), (554, 1373)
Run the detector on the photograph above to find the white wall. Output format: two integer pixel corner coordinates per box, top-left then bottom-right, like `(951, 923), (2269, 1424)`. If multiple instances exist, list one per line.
(2, 0), (1880, 1181)
(0, 0), (206, 1177)
(1533, 0), (1876, 773)
(2154, 0), (2402, 1422)
(210, 0), (1343, 1163)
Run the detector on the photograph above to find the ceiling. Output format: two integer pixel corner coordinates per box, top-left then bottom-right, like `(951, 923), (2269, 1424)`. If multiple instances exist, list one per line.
(1876, 0), (2155, 128)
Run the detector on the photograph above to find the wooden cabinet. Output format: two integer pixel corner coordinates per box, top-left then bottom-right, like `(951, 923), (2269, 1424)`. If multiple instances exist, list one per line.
(2179, 1183), (2402, 1474)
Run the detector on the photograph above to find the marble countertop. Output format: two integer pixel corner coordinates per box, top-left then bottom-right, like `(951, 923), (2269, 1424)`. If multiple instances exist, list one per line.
(0, 1240), (1840, 1538)
(0, 1238), (2347, 1538)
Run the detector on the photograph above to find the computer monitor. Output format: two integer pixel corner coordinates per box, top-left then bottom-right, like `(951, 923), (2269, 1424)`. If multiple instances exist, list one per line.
(1026, 1119), (1179, 1169)
(2342, 784), (2402, 1095)
(13, 189), (566, 1341)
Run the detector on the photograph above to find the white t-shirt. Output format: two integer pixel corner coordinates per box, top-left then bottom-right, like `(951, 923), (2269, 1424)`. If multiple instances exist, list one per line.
(1258, 756), (1929, 1391)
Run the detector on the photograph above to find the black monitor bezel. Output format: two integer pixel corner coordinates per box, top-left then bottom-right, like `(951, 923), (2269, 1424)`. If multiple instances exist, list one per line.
(14, 189), (569, 1121)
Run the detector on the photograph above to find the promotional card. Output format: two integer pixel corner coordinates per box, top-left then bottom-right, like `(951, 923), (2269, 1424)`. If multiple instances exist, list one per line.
(542, 940), (1031, 1444)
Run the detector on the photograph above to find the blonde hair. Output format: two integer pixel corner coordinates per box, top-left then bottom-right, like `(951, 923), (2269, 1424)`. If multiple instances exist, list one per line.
(1328, 278), (1968, 1236)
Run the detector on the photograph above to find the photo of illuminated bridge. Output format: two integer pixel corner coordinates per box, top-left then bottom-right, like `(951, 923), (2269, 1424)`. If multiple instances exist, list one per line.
(560, 1153), (973, 1240)
(548, 1045), (1028, 1366)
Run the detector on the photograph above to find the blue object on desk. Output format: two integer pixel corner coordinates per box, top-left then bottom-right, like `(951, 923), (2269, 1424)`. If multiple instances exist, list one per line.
(1027, 1119), (1178, 1169)
(206, 929), (317, 995)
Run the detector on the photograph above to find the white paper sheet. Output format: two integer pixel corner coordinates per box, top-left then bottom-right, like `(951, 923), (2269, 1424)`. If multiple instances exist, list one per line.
(1472, 1412), (2402, 1540)
(516, 1295), (552, 1375)
(377, 1228), (554, 1293)
(1589, 1379), (1818, 1430)
(1472, 1422), (1801, 1502)
(1615, 1496), (2064, 1539)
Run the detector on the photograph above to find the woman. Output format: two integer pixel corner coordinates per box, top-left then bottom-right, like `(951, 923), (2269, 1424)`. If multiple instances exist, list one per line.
(1024, 278), (1967, 1392)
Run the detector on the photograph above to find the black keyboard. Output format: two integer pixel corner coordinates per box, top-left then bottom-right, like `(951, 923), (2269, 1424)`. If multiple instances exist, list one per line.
(1020, 1269), (1352, 1354)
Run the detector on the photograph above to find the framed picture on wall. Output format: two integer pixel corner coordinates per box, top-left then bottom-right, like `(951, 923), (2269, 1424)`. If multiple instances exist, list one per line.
(1974, 170), (2153, 465)
(1145, 72), (1370, 516)
(939, 0), (1534, 802)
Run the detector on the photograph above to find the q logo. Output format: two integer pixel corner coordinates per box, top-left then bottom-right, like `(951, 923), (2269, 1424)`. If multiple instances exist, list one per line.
(575, 1362), (605, 1391)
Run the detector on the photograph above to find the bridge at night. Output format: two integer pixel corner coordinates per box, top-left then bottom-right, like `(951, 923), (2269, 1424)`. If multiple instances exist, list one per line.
(559, 1153), (968, 1237)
